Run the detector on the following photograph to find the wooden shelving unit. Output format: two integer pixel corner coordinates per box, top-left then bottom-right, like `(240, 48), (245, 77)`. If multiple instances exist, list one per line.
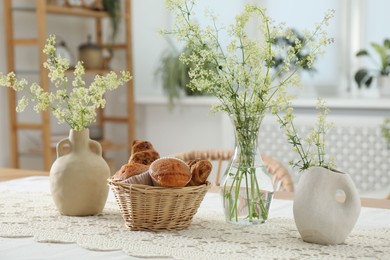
(3, 0), (135, 171)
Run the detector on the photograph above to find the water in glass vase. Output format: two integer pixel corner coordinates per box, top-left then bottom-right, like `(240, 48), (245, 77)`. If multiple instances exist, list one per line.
(222, 163), (275, 225)
(221, 112), (276, 225)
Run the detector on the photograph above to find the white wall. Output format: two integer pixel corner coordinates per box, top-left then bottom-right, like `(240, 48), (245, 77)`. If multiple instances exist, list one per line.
(136, 97), (390, 198)
(1, 0), (390, 170)
(132, 0), (243, 97)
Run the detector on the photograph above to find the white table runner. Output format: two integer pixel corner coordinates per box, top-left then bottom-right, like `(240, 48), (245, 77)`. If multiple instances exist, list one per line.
(0, 188), (389, 259)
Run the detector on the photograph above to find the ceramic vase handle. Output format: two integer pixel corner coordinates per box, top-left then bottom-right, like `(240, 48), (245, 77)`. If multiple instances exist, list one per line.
(56, 138), (71, 158)
(337, 175), (359, 208)
(89, 140), (102, 156)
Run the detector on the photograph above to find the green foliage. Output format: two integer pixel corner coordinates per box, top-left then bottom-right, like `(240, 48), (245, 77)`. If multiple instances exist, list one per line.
(354, 39), (390, 88)
(103, 0), (121, 44)
(155, 44), (208, 107)
(272, 29), (317, 74)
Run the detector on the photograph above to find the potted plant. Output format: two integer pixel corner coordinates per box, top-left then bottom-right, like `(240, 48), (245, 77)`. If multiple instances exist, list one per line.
(272, 28), (317, 75)
(274, 99), (361, 245)
(101, 0), (121, 67)
(155, 41), (209, 107)
(354, 39), (390, 96)
(103, 0), (121, 44)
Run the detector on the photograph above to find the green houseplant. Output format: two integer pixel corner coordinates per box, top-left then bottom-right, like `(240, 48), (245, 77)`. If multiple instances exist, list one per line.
(165, 0), (334, 225)
(354, 39), (390, 88)
(272, 28), (317, 75)
(103, 0), (121, 44)
(155, 42), (208, 107)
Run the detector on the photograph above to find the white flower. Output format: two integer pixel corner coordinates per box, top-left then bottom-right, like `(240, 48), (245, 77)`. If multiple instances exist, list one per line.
(0, 35), (132, 131)
(166, 0), (334, 119)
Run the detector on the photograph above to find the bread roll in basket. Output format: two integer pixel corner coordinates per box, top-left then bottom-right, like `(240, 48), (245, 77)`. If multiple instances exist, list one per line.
(108, 141), (211, 231)
(108, 178), (210, 231)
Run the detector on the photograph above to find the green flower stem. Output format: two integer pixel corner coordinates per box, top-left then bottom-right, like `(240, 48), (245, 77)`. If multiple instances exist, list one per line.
(164, 0), (335, 219)
(276, 113), (310, 168)
(223, 111), (268, 223)
(275, 98), (334, 172)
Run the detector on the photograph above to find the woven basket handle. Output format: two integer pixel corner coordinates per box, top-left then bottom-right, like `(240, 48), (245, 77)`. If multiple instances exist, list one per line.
(89, 140), (102, 156)
(56, 138), (71, 158)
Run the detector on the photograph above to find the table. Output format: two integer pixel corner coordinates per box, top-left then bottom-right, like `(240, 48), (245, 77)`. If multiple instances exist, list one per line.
(0, 175), (389, 259)
(0, 168), (48, 182)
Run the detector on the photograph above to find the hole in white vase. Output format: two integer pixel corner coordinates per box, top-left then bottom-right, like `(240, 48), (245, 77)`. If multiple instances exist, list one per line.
(335, 189), (346, 203)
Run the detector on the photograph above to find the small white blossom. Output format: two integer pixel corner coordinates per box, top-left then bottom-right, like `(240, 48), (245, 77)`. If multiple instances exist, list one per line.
(165, 1), (335, 172)
(276, 98), (335, 171)
(16, 96), (29, 112)
(0, 35), (132, 131)
(166, 0), (333, 120)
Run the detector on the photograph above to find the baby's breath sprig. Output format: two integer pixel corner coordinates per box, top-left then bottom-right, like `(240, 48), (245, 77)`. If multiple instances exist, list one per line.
(165, 0), (334, 118)
(0, 35), (131, 131)
(274, 98), (335, 172)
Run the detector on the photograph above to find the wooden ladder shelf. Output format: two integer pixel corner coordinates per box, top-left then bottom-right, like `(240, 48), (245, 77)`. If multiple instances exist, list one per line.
(3, 0), (135, 171)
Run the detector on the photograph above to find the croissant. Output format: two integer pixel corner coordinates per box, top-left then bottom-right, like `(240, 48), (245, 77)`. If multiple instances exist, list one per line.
(186, 159), (212, 186)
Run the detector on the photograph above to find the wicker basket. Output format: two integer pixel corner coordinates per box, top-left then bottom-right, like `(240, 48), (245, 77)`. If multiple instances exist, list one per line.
(108, 178), (211, 231)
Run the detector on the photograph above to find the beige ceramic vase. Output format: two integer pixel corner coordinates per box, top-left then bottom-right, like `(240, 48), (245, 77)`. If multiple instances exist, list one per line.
(50, 129), (110, 216)
(293, 166), (361, 245)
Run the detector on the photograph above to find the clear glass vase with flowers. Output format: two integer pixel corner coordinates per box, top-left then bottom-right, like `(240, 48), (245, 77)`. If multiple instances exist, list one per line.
(164, 0), (334, 224)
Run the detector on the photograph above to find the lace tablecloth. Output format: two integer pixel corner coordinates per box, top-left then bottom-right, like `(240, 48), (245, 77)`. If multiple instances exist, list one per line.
(0, 190), (389, 260)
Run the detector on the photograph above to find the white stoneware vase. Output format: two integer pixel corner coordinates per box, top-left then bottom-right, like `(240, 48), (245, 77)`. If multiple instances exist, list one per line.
(50, 129), (110, 216)
(293, 166), (361, 245)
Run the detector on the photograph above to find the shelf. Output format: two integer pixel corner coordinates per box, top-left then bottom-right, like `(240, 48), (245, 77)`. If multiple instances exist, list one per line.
(15, 68), (116, 76)
(5, 0), (135, 171)
(66, 68), (113, 75)
(12, 5), (108, 18)
(46, 5), (108, 18)
(13, 38), (38, 46)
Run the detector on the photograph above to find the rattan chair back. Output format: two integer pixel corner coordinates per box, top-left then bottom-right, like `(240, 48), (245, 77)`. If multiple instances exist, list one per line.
(173, 149), (294, 192)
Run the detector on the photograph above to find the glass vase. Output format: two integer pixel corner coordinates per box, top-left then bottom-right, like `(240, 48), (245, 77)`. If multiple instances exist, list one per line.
(221, 113), (275, 225)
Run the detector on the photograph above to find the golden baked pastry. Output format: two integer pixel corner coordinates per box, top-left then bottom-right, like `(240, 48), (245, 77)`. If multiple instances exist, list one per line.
(128, 140), (160, 165)
(131, 140), (156, 154)
(186, 159), (212, 186)
(129, 150), (160, 165)
(112, 162), (149, 181)
(149, 158), (191, 187)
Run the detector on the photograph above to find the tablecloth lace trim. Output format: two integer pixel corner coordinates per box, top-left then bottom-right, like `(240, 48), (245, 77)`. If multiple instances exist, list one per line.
(0, 190), (389, 259)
